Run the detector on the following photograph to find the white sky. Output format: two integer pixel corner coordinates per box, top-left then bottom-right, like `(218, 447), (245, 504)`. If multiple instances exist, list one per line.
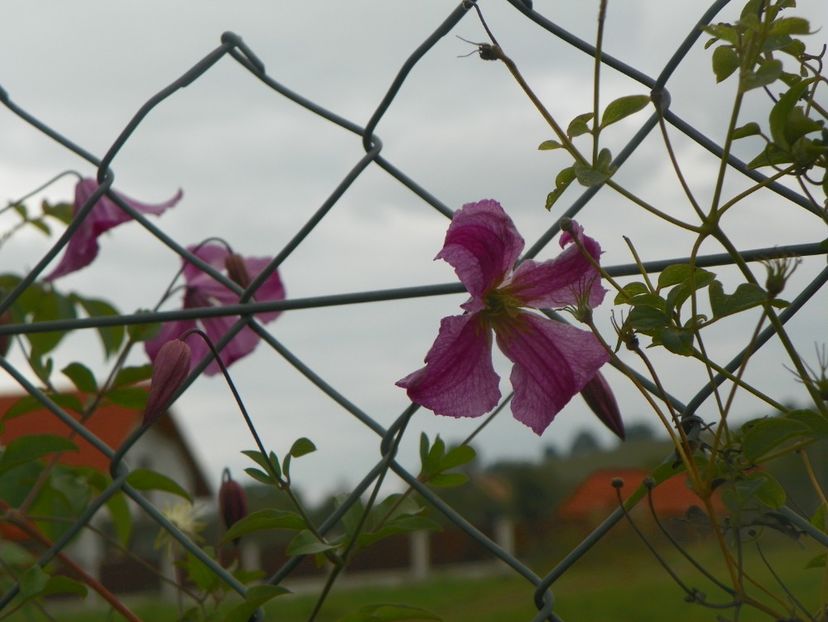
(1, 1), (825, 502)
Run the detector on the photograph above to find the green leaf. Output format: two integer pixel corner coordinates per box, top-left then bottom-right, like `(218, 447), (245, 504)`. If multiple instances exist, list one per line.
(41, 201), (74, 225)
(708, 280), (767, 318)
(427, 473), (469, 488)
(126, 468), (192, 502)
(769, 79), (812, 149)
(440, 444), (476, 471)
(627, 305), (669, 333)
(242, 449), (281, 480)
(743, 59), (783, 91)
(614, 282), (649, 305)
(105, 491), (133, 547)
(658, 264), (712, 289)
(806, 553), (826, 569)
(712, 45), (739, 82)
(810, 503), (827, 533)
(728, 472), (786, 509)
(600, 94), (650, 129)
(183, 549), (220, 593)
(61, 362), (98, 394)
(289, 437), (316, 459)
(418, 433), (429, 468)
(338, 604), (442, 622)
(224, 585), (290, 622)
(28, 291), (76, 357)
(74, 296), (124, 358)
(657, 327), (694, 356)
(112, 364), (153, 388)
(538, 139), (563, 150)
(244, 467), (274, 485)
(786, 409), (828, 438)
(28, 219), (51, 236)
(747, 142), (795, 168)
(770, 16), (810, 36)
(567, 113), (594, 138)
(741, 416), (809, 462)
(222, 509), (306, 543)
(103, 386), (147, 410)
(573, 161), (611, 187)
(19, 565), (49, 599)
(703, 24), (739, 46)
(2, 393), (83, 421)
(286, 529), (337, 556)
(732, 122), (761, 139)
(545, 166), (576, 210)
(0, 435), (77, 475)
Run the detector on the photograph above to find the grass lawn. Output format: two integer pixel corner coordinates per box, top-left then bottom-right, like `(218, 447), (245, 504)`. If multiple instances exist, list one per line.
(5, 533), (825, 621)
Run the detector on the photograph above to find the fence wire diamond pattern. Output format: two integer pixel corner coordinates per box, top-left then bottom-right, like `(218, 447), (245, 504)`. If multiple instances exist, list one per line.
(1, 1), (826, 621)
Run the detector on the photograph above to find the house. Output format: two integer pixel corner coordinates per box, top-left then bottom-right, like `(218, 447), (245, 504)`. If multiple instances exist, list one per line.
(0, 389), (212, 593)
(556, 467), (723, 523)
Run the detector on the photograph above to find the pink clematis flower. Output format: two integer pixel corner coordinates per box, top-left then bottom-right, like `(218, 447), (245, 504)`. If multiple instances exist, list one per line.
(46, 178), (182, 280)
(144, 243), (285, 375)
(397, 199), (610, 435)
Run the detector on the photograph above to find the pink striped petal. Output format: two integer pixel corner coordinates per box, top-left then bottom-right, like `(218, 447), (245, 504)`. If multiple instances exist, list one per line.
(47, 179), (182, 280)
(397, 313), (500, 419)
(507, 246), (605, 310)
(495, 313), (609, 435)
(436, 200), (524, 300)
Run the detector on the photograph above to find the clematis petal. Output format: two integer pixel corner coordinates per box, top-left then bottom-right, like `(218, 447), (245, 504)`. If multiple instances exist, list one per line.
(495, 313), (609, 435)
(47, 178), (182, 280)
(200, 316), (261, 375)
(507, 223), (605, 309)
(397, 313), (501, 419)
(183, 245), (286, 322)
(436, 200), (524, 300)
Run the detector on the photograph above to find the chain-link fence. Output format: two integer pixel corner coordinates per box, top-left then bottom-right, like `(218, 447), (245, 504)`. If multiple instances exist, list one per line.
(1, 0), (826, 620)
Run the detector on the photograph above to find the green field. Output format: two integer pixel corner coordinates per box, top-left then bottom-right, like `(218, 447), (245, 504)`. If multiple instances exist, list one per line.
(6, 532), (823, 622)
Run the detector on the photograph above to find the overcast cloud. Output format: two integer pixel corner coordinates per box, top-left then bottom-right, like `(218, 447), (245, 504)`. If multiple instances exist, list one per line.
(1, 1), (825, 502)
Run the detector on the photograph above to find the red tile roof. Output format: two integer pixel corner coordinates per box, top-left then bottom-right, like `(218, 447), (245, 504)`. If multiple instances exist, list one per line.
(557, 467), (723, 521)
(0, 390), (210, 496)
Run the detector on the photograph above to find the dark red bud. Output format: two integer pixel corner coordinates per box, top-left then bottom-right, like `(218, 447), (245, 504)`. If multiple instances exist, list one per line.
(144, 339), (191, 426)
(0, 309), (12, 357)
(225, 253), (251, 289)
(580, 371), (625, 440)
(219, 469), (248, 544)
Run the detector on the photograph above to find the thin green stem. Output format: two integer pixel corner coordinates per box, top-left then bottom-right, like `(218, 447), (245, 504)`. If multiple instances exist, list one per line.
(592, 0), (608, 163)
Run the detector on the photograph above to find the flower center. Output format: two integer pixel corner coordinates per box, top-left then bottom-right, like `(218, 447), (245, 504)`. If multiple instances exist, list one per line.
(482, 288), (523, 324)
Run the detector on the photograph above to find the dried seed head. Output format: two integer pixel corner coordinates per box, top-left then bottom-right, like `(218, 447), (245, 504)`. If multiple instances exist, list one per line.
(224, 253), (251, 290)
(762, 255), (800, 298)
(580, 371), (625, 440)
(144, 339), (191, 426)
(219, 468), (248, 544)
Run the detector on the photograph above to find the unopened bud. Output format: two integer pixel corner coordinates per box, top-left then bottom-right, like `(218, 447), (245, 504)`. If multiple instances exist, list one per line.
(144, 339), (191, 426)
(219, 468), (248, 544)
(580, 371), (625, 440)
(225, 253), (251, 289)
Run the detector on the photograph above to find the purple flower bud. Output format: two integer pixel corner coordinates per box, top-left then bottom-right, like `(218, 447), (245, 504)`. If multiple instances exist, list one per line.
(580, 371), (625, 440)
(224, 253), (252, 289)
(219, 469), (248, 544)
(143, 339), (191, 426)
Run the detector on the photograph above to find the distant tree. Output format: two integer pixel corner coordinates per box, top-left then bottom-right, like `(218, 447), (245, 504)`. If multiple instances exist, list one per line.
(569, 429), (601, 456)
(542, 444), (559, 461)
(625, 421), (658, 442)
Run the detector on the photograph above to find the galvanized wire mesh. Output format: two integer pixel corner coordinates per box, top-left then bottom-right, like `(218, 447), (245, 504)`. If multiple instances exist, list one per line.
(0, 0), (826, 620)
